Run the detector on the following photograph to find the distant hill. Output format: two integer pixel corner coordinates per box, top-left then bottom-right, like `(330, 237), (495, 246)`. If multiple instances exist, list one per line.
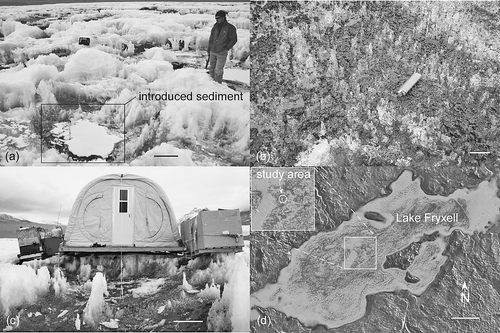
(0, 214), (64, 238)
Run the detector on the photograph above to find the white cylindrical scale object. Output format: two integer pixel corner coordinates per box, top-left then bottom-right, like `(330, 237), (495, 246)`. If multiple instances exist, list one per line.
(398, 73), (421, 95)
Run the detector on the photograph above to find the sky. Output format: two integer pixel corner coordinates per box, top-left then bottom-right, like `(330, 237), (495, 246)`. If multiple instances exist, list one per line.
(0, 166), (249, 225)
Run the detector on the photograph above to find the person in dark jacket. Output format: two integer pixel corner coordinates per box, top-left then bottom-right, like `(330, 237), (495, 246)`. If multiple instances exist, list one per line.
(208, 10), (237, 83)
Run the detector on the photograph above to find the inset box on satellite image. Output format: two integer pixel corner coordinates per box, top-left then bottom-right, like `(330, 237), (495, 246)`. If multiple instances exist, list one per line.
(251, 167), (315, 231)
(251, 166), (500, 333)
(343, 236), (377, 270)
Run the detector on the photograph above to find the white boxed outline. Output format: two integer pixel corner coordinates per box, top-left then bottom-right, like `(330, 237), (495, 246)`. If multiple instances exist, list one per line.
(343, 236), (377, 270)
(251, 167), (315, 231)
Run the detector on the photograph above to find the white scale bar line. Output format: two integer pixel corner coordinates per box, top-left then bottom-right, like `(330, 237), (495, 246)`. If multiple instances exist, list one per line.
(451, 317), (480, 320)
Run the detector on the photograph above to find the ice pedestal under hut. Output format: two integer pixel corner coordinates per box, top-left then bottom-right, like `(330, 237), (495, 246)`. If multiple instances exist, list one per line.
(83, 272), (108, 325)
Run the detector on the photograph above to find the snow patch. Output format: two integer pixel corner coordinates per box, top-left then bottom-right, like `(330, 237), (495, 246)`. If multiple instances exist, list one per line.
(131, 278), (166, 298)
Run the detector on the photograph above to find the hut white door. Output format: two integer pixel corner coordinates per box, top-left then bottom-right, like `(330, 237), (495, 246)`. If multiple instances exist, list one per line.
(112, 187), (134, 246)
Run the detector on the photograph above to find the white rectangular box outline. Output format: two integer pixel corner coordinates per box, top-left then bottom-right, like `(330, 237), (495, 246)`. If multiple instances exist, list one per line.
(343, 236), (377, 270)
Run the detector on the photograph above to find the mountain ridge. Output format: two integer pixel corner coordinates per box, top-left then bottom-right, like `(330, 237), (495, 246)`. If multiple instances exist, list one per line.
(0, 213), (64, 238)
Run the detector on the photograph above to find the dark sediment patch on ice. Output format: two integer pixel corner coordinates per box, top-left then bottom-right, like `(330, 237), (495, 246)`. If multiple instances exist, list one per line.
(52, 48), (72, 57)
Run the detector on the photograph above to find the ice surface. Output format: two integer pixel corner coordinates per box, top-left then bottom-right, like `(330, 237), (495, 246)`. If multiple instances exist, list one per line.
(0, 64), (58, 111)
(242, 56), (250, 69)
(153, 69), (249, 150)
(0, 3), (250, 63)
(27, 54), (67, 70)
(122, 59), (173, 82)
(100, 320), (119, 329)
(224, 69), (250, 85)
(144, 47), (178, 62)
(52, 267), (69, 297)
(206, 248), (250, 331)
(189, 248), (250, 287)
(66, 120), (122, 158)
(84, 280), (92, 292)
(198, 280), (220, 301)
(231, 30), (250, 61)
(129, 142), (195, 166)
(0, 239), (19, 264)
(207, 292), (230, 330)
(79, 264), (92, 282)
(296, 138), (332, 165)
(182, 272), (194, 291)
(75, 313), (81, 331)
(131, 278), (166, 298)
(0, 42), (18, 64)
(10, 136), (27, 148)
(227, 256), (250, 332)
(61, 48), (119, 81)
(0, 2), (250, 166)
(3, 21), (46, 40)
(0, 265), (51, 315)
(83, 272), (108, 325)
(51, 122), (68, 137)
(36, 266), (51, 295)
